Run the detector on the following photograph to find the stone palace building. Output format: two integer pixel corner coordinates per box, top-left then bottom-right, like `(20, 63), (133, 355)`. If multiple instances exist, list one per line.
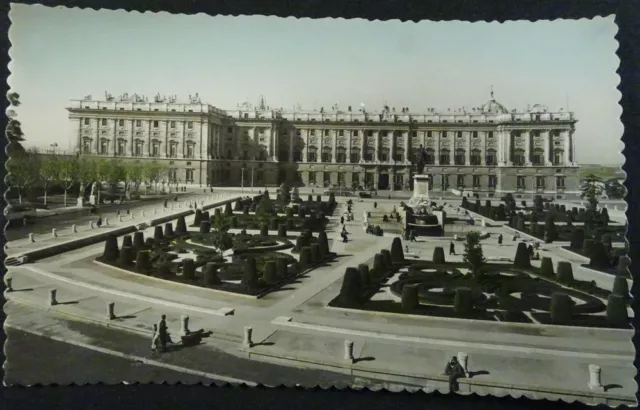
(67, 91), (580, 198)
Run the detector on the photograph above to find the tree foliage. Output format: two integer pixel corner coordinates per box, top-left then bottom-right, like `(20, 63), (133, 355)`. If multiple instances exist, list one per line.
(463, 231), (486, 273)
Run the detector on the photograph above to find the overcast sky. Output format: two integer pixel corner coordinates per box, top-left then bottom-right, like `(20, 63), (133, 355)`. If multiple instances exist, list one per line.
(8, 5), (622, 165)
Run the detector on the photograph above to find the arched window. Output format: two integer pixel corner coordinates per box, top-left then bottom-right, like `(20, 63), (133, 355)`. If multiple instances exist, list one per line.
(307, 146), (318, 162)
(553, 149), (564, 166)
(83, 139), (92, 154)
(485, 149), (497, 165)
(99, 138), (109, 155)
(454, 149), (466, 165)
(513, 149), (525, 166)
(350, 147), (361, 163)
(151, 139), (161, 157)
(134, 139), (144, 157)
(532, 148), (545, 166)
(117, 139), (126, 156)
(439, 149), (450, 165)
(470, 149), (482, 166)
(185, 142), (195, 159)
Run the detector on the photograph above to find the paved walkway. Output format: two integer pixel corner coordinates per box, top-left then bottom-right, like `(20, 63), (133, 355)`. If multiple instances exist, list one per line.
(3, 195), (636, 403)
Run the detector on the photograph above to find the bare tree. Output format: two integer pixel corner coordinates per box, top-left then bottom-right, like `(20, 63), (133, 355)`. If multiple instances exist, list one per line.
(6, 151), (38, 203)
(57, 156), (80, 207)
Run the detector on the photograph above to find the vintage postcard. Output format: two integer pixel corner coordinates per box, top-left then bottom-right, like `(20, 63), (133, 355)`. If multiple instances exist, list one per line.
(4, 4), (633, 406)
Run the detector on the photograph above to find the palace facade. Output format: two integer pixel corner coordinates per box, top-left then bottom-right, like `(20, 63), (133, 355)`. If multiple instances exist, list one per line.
(67, 92), (581, 198)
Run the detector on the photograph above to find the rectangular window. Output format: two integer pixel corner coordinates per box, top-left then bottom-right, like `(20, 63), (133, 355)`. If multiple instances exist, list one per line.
(323, 172), (331, 185)
(472, 131), (478, 138)
(338, 130), (344, 136)
(487, 131), (494, 138)
(84, 118), (90, 125)
(441, 175), (449, 189)
(324, 130), (329, 136)
(186, 169), (194, 182)
(100, 141), (108, 155)
(169, 144), (177, 158)
(353, 130), (359, 136)
(308, 150), (317, 162)
(152, 143), (159, 157)
(227, 127), (233, 133)
(134, 143), (142, 156)
(488, 175), (497, 189)
(457, 131), (463, 138)
(117, 142), (125, 156)
(187, 145), (194, 158)
(310, 129), (316, 136)
(536, 176), (546, 188)
(456, 175), (465, 188)
(187, 121), (194, 129)
(367, 130), (373, 137)
(412, 131), (417, 138)
(556, 177), (565, 188)
(517, 176), (525, 189)
(118, 119), (124, 126)
(136, 120), (142, 127)
(309, 172), (316, 185)
(472, 175), (481, 187)
(153, 121), (159, 128)
(101, 119), (107, 126)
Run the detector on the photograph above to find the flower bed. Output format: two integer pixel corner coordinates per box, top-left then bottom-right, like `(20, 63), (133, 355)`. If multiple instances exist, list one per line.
(329, 243), (629, 329)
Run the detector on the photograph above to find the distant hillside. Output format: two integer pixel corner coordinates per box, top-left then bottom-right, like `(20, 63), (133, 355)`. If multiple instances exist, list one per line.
(578, 165), (624, 180)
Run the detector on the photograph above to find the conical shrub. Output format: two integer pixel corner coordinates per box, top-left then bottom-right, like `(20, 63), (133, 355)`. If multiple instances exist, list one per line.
(164, 222), (174, 237)
(556, 261), (574, 284)
(401, 284), (419, 312)
(200, 221), (211, 233)
(270, 218), (278, 231)
(182, 258), (195, 280)
(612, 276), (630, 298)
(175, 215), (187, 235)
(119, 246), (134, 266)
(381, 249), (392, 271)
(339, 267), (362, 306)
(618, 255), (631, 277)
(310, 244), (320, 264)
(299, 247), (312, 268)
(317, 231), (330, 258)
(278, 224), (287, 238)
(203, 262), (221, 286)
(153, 226), (164, 241)
(453, 287), (473, 315)
(135, 250), (151, 272)
(549, 293), (572, 324)
(263, 261), (278, 284)
(260, 223), (269, 237)
(358, 264), (371, 288)
(433, 247), (445, 264)
(194, 209), (203, 226)
(373, 253), (384, 277)
(102, 235), (120, 261)
(133, 232), (145, 252)
(606, 294), (629, 327)
(242, 256), (259, 290)
(224, 202), (233, 216)
(589, 242), (610, 269)
(276, 257), (289, 278)
(390, 237), (404, 263)
(122, 235), (133, 248)
(582, 239), (595, 257)
(540, 257), (554, 277)
(513, 242), (531, 268)
(230, 216), (238, 229)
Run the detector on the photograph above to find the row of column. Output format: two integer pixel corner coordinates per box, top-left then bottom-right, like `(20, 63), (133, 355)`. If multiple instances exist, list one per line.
(501, 130), (573, 165)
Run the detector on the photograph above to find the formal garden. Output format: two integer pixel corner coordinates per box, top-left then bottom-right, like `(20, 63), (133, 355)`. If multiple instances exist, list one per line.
(330, 235), (631, 329)
(95, 200), (337, 297)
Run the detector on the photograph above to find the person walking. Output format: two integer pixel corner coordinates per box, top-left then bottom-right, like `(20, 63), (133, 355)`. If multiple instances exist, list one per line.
(449, 241), (456, 255)
(96, 215), (103, 228)
(151, 324), (160, 352)
(498, 233), (503, 245)
(157, 315), (168, 353)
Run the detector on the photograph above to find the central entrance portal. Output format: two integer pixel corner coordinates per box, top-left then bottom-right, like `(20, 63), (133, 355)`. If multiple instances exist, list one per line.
(378, 173), (389, 190)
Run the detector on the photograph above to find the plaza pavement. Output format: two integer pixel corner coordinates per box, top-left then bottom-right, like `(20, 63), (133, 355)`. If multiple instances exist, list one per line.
(3, 194), (636, 404)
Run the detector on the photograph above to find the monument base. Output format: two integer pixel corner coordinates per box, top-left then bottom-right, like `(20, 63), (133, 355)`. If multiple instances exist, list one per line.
(89, 195), (97, 206)
(408, 174), (432, 209)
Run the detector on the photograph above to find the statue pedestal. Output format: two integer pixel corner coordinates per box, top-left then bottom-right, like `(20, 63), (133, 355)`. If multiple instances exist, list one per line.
(89, 195), (97, 206)
(408, 174), (431, 208)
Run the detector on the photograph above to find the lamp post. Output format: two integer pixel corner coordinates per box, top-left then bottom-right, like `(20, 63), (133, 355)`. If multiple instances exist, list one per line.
(241, 168), (245, 194)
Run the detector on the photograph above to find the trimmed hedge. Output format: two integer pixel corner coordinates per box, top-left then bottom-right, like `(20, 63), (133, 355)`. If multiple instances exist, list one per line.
(122, 235), (133, 249)
(373, 254), (384, 276)
(260, 223), (269, 237)
(401, 284), (419, 311)
(589, 242), (610, 269)
(182, 258), (196, 280)
(157, 262), (172, 278)
(200, 221), (211, 233)
(276, 257), (288, 278)
(194, 209), (203, 225)
(119, 246), (134, 266)
(433, 247), (446, 264)
(263, 260), (278, 284)
(203, 262), (221, 286)
(540, 257), (555, 277)
(135, 250), (151, 272)
(339, 267), (362, 306)
(358, 264), (371, 288)
(453, 287), (473, 315)
(175, 215), (187, 235)
(103, 235), (119, 262)
(391, 237), (404, 262)
(612, 276), (629, 298)
(299, 247), (312, 268)
(133, 232), (145, 251)
(153, 226), (164, 241)
(550, 293), (572, 324)
(513, 242), (531, 268)
(381, 249), (393, 271)
(606, 294), (629, 326)
(242, 256), (259, 290)
(164, 222), (174, 237)
(310, 244), (320, 264)
(278, 224), (287, 238)
(224, 202), (233, 216)
(556, 261), (574, 284)
(230, 216), (238, 228)
(317, 231), (330, 258)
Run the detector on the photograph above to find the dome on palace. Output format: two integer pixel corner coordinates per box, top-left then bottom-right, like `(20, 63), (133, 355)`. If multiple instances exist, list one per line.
(529, 104), (547, 113)
(480, 98), (508, 114)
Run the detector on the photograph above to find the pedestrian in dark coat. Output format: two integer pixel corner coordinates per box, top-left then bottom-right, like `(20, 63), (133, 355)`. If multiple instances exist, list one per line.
(498, 234), (503, 245)
(444, 356), (466, 392)
(157, 315), (169, 352)
(449, 241), (456, 255)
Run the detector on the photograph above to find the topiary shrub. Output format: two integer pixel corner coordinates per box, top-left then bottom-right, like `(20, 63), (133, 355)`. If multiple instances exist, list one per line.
(390, 237), (404, 263)
(260, 223), (269, 237)
(401, 284), (419, 312)
(122, 235), (133, 249)
(157, 262), (172, 278)
(513, 242), (531, 268)
(270, 218), (278, 231)
(617, 255), (631, 277)
(175, 215), (187, 235)
(569, 228), (585, 250)
(453, 287), (473, 315)
(243, 205), (250, 215)
(263, 260), (278, 284)
(381, 249), (393, 271)
(103, 235), (120, 261)
(556, 261), (574, 284)
(194, 209), (203, 225)
(582, 239), (595, 256)
(540, 257), (554, 277)
(310, 244), (320, 264)
(224, 202), (233, 216)
(234, 199), (242, 211)
(286, 218), (294, 230)
(589, 242), (610, 269)
(338, 267), (362, 306)
(549, 293), (572, 324)
(433, 246), (446, 264)
(242, 256), (259, 290)
(358, 264), (371, 288)
(200, 221), (211, 233)
(373, 253), (384, 277)
(164, 222), (174, 237)
(135, 250), (151, 272)
(299, 247), (312, 268)
(203, 263), (221, 286)
(182, 258), (195, 280)
(144, 238), (155, 248)
(153, 226), (164, 241)
(516, 217), (526, 232)
(276, 257), (289, 278)
(317, 231), (330, 258)
(119, 246), (134, 266)
(606, 294), (629, 327)
(133, 232), (145, 251)
(612, 276), (629, 298)
(230, 216), (238, 229)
